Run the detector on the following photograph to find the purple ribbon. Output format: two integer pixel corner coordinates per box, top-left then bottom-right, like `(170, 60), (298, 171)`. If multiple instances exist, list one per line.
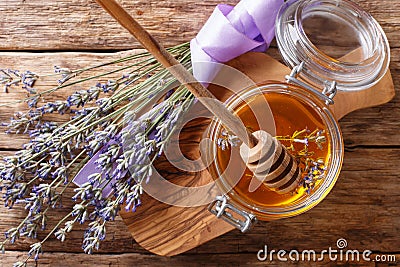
(190, 0), (284, 83)
(73, 0), (283, 198)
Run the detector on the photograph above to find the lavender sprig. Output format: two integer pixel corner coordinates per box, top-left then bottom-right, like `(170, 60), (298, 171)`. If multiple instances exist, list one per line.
(0, 43), (189, 109)
(217, 128), (241, 150)
(0, 69), (38, 93)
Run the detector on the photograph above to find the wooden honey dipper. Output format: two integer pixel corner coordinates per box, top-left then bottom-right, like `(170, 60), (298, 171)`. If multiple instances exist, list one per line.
(95, 0), (302, 194)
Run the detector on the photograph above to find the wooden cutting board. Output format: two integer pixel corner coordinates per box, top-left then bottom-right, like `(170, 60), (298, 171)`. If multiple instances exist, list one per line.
(119, 52), (395, 256)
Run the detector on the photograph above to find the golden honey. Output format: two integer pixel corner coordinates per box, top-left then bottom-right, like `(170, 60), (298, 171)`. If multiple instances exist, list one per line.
(215, 91), (331, 207)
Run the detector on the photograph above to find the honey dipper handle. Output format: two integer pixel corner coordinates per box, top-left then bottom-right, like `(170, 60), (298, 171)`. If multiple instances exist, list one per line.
(95, 0), (258, 147)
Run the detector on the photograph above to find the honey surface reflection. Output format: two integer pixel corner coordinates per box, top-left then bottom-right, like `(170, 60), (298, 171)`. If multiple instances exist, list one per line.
(216, 92), (331, 207)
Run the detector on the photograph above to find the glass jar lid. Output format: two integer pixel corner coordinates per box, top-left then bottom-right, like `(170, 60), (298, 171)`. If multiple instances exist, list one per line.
(275, 0), (390, 91)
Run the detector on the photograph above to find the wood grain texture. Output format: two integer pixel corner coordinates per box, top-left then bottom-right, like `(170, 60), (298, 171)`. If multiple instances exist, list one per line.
(0, 48), (398, 263)
(0, 149), (398, 254)
(0, 0), (399, 51)
(0, 0), (399, 265)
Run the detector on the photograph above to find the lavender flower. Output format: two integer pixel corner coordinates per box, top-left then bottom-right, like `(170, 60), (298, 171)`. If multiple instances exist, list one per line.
(28, 242), (42, 261)
(96, 144), (120, 167)
(73, 182), (95, 201)
(0, 69), (38, 93)
(29, 122), (58, 137)
(4, 227), (20, 244)
(37, 163), (52, 179)
(98, 200), (120, 221)
(20, 193), (44, 215)
(276, 128), (327, 155)
(27, 95), (40, 108)
(20, 212), (47, 239)
(38, 101), (69, 114)
(82, 220), (106, 254)
(54, 66), (75, 85)
(3, 111), (38, 134)
(125, 185), (142, 212)
(217, 129), (241, 150)
(3, 182), (28, 209)
(0, 42), (193, 266)
(96, 80), (118, 93)
(86, 124), (119, 155)
(302, 159), (327, 194)
(54, 220), (74, 242)
(72, 203), (88, 224)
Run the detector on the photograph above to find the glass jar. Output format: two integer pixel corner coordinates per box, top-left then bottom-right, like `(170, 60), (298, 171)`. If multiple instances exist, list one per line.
(205, 0), (390, 232)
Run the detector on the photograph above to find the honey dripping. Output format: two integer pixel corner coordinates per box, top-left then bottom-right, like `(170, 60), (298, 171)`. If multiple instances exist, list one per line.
(216, 92), (331, 207)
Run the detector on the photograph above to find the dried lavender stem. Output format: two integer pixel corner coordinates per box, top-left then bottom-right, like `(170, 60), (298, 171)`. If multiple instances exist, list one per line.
(0, 43), (189, 107)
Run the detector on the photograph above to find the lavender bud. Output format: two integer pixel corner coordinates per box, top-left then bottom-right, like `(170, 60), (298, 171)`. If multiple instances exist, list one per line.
(28, 242), (42, 261)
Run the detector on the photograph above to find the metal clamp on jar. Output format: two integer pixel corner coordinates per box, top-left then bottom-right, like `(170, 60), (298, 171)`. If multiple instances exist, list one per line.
(204, 0), (390, 232)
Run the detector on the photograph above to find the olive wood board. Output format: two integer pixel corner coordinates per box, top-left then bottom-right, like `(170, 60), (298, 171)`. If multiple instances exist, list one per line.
(119, 52), (395, 256)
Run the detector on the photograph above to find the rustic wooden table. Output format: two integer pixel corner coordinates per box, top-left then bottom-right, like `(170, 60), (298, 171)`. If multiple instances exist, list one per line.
(0, 0), (399, 266)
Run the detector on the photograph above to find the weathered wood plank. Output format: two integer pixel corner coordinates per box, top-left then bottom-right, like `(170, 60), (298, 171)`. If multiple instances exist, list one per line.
(0, 0), (398, 265)
(0, 0), (399, 50)
(1, 148), (398, 255)
(0, 48), (399, 150)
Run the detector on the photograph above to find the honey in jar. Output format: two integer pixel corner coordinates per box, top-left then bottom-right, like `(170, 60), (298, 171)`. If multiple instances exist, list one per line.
(216, 90), (331, 207)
